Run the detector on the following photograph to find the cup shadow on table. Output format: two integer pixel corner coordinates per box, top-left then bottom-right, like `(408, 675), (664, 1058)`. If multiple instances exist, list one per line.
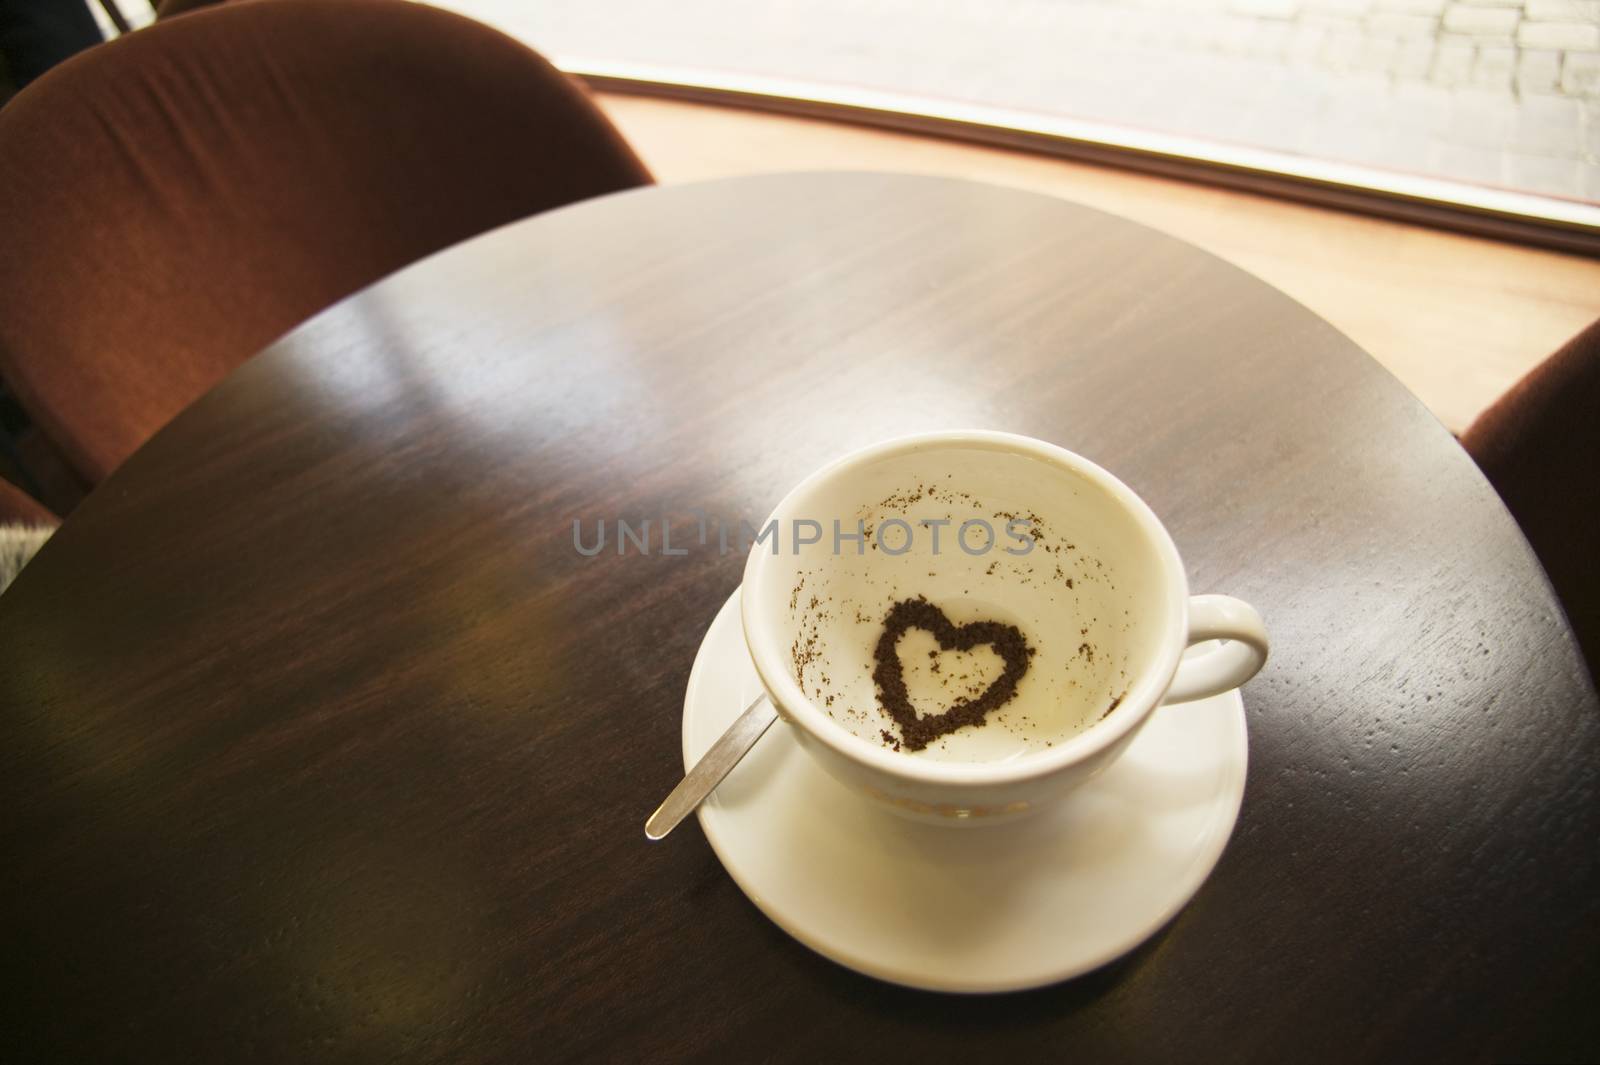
(747, 891), (1183, 1021)
(699, 711), (1225, 1010)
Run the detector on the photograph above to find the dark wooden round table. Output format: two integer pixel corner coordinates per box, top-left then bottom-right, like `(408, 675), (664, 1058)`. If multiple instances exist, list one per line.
(3, 172), (1596, 1062)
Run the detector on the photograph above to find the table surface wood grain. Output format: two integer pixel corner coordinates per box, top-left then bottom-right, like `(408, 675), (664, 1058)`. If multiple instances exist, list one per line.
(3, 172), (1596, 1063)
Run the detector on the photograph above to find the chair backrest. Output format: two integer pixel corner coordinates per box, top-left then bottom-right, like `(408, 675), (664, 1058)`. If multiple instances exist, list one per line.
(1462, 316), (1600, 683)
(0, 0), (650, 483)
(0, 476), (57, 526)
(154, 0), (228, 17)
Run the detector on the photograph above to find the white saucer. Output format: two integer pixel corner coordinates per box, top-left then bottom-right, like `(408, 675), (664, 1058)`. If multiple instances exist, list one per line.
(683, 589), (1249, 993)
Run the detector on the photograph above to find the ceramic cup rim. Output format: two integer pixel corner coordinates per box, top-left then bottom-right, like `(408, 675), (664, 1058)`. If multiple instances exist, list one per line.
(740, 430), (1191, 788)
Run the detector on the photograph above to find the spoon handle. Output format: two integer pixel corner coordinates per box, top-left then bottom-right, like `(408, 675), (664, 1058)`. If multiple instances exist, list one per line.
(645, 693), (778, 840)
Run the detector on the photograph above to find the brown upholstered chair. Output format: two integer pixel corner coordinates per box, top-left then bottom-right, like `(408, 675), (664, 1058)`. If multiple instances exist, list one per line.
(0, 0), (651, 484)
(0, 476), (57, 526)
(1461, 317), (1600, 683)
(153, 0), (229, 17)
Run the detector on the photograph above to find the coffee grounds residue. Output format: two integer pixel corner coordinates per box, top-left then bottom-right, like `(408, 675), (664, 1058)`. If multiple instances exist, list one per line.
(871, 597), (1033, 751)
(1100, 691), (1126, 721)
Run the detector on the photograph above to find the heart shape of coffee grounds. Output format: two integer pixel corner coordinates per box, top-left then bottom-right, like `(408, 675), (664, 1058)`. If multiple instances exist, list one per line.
(872, 597), (1033, 751)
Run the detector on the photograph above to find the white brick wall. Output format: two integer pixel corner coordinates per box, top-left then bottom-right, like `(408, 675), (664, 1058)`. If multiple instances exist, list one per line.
(1562, 51), (1600, 93)
(1524, 0), (1600, 21)
(1367, 11), (1443, 33)
(1303, 0), (1373, 16)
(1472, 43), (1518, 84)
(1356, 34), (1400, 65)
(1229, 0), (1301, 18)
(1431, 38), (1478, 80)
(1373, 0), (1447, 13)
(1442, 5), (1521, 33)
(1514, 93), (1582, 153)
(439, 0), (1600, 202)
(1517, 20), (1600, 48)
(1516, 48), (1565, 91)
(1393, 37), (1439, 74)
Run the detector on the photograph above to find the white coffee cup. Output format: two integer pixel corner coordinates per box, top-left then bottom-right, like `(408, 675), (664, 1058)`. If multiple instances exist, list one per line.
(740, 430), (1267, 824)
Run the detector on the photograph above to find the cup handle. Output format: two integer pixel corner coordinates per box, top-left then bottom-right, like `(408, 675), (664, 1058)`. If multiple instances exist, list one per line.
(1162, 594), (1269, 704)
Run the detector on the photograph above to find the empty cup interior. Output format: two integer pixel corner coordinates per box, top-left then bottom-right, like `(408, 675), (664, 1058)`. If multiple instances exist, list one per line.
(746, 441), (1177, 765)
